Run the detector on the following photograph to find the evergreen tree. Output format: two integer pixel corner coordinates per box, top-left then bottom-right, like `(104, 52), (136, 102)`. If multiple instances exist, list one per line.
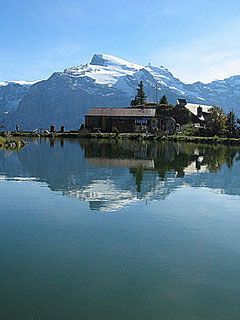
(226, 111), (237, 137)
(130, 98), (138, 107)
(137, 81), (147, 105)
(131, 81), (147, 106)
(237, 118), (240, 137)
(205, 106), (227, 136)
(159, 95), (168, 104)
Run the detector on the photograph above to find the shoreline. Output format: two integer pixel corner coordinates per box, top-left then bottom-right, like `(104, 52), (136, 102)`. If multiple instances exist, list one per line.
(0, 135), (25, 150)
(2, 131), (240, 146)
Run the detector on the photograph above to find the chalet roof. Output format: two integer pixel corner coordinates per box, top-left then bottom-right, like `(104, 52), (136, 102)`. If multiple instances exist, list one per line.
(132, 103), (157, 109)
(86, 108), (156, 118)
(177, 99), (187, 105)
(185, 103), (213, 116)
(158, 104), (172, 109)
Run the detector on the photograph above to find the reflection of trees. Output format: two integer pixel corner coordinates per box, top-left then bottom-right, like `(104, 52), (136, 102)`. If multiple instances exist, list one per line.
(80, 139), (151, 160)
(129, 167), (144, 193)
(196, 145), (238, 172)
(1, 139), (240, 210)
(80, 139), (240, 193)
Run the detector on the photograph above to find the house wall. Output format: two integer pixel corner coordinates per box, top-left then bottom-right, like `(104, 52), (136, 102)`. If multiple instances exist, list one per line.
(111, 118), (135, 132)
(86, 115), (177, 134)
(86, 116), (144, 132)
(85, 116), (102, 130)
(150, 118), (158, 131)
(165, 118), (176, 135)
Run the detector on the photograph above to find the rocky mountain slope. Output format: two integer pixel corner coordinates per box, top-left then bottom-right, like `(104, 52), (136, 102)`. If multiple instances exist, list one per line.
(0, 81), (39, 114)
(4, 54), (240, 130)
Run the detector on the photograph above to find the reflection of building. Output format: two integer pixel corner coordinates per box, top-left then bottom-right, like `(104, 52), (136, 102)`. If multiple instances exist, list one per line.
(86, 154), (209, 175)
(1, 139), (238, 212)
(87, 158), (155, 169)
(84, 142), (210, 178)
(184, 161), (208, 174)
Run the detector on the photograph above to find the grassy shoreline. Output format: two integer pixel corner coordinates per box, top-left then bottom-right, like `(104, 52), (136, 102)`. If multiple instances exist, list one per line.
(0, 135), (25, 150)
(3, 131), (240, 146)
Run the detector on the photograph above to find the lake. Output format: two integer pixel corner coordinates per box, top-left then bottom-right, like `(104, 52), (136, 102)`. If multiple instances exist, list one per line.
(0, 138), (240, 320)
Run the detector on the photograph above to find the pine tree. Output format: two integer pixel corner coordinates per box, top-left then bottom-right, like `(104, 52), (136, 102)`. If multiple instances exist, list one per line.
(130, 97), (138, 107)
(131, 81), (147, 106)
(237, 118), (240, 137)
(159, 95), (168, 104)
(137, 81), (147, 105)
(206, 106), (227, 136)
(226, 111), (237, 137)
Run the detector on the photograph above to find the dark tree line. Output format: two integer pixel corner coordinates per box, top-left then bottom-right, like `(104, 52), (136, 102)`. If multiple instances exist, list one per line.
(205, 107), (240, 137)
(130, 81), (240, 138)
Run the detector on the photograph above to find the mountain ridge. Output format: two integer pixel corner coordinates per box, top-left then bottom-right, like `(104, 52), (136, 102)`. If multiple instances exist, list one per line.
(2, 53), (240, 130)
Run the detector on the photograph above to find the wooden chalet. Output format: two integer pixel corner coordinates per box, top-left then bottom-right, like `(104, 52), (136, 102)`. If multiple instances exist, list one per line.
(85, 108), (157, 133)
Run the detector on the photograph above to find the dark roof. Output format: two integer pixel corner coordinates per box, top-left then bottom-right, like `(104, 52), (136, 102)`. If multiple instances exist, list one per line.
(158, 104), (172, 109)
(86, 108), (156, 118)
(133, 103), (172, 109)
(177, 99), (187, 104)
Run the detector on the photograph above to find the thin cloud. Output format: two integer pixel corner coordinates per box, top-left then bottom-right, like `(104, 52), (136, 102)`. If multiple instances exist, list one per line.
(151, 20), (240, 83)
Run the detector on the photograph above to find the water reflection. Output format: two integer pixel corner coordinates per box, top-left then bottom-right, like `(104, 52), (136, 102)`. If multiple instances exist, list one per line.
(0, 138), (239, 211)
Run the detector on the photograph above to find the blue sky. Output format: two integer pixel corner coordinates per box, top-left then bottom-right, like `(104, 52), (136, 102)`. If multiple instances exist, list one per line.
(1, 0), (240, 83)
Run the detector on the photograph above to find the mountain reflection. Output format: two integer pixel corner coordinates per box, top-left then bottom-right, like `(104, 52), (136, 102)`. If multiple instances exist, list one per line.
(0, 138), (239, 211)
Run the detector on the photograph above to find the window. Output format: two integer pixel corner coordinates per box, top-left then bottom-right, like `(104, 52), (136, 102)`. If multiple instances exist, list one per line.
(135, 118), (148, 125)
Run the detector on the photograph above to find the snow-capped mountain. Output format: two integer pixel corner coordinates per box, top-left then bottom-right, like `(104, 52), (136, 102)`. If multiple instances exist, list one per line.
(64, 54), (143, 86)
(0, 80), (40, 115)
(4, 53), (240, 130)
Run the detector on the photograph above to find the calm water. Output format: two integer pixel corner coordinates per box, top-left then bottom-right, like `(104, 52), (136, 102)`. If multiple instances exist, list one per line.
(0, 138), (240, 320)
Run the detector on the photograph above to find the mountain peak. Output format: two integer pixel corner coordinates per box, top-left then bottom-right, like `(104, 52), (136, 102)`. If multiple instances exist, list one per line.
(90, 53), (143, 70)
(64, 54), (144, 86)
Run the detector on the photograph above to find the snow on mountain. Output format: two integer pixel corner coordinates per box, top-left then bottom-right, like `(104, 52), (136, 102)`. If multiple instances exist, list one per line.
(0, 82), (8, 87)
(64, 54), (143, 86)
(145, 65), (187, 95)
(0, 80), (40, 87)
(63, 53), (211, 102)
(3, 53), (240, 130)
